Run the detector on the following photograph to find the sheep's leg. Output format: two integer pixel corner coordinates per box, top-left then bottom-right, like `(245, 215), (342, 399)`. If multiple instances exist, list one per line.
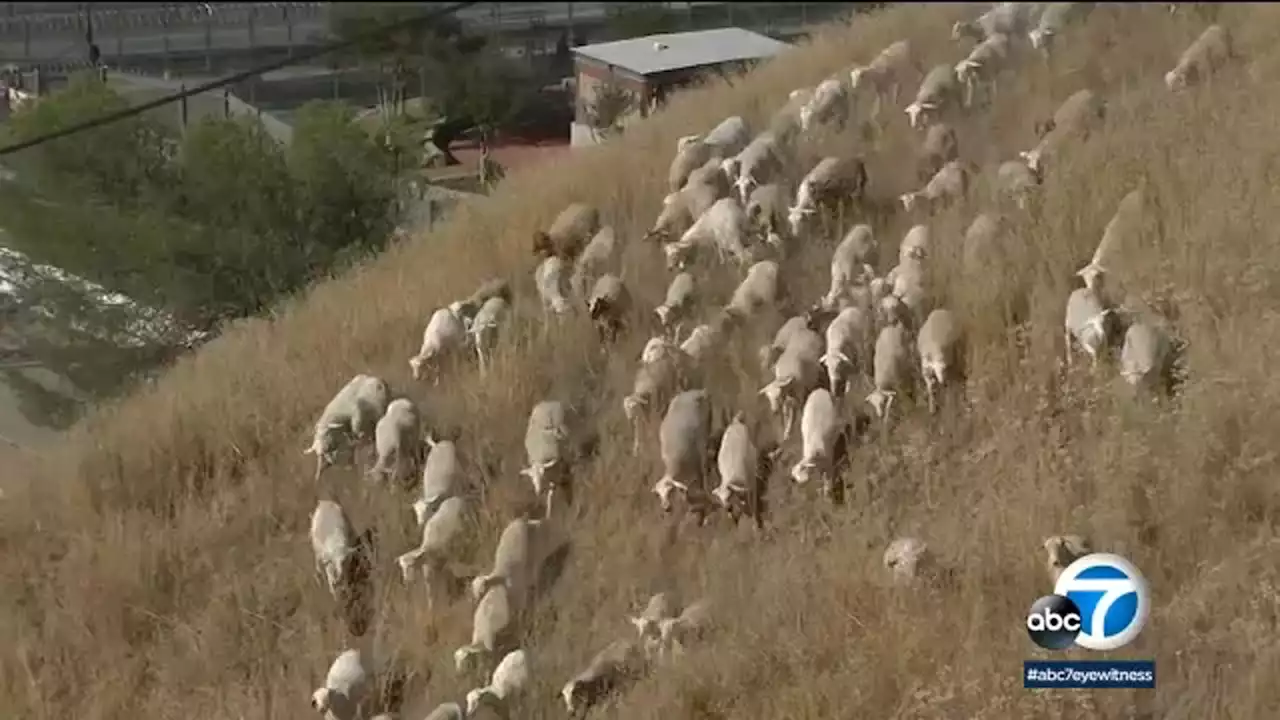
(1063, 330), (1075, 370)
(631, 420), (642, 456)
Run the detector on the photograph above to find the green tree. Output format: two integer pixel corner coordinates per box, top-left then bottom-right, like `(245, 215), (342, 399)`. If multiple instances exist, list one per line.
(604, 3), (680, 40)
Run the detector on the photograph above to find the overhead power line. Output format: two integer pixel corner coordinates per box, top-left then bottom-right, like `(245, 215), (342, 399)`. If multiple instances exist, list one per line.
(0, 0), (483, 157)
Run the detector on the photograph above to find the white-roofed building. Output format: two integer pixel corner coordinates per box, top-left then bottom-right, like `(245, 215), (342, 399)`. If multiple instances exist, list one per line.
(570, 26), (791, 146)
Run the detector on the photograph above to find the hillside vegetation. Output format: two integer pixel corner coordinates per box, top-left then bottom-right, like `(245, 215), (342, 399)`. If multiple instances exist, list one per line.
(6, 3), (1280, 718)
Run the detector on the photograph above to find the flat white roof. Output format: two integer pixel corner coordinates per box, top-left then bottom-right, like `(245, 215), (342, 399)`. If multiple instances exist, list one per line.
(572, 27), (792, 77)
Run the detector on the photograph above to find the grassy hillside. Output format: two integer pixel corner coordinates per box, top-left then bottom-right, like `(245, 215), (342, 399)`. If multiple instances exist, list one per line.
(6, 3), (1280, 718)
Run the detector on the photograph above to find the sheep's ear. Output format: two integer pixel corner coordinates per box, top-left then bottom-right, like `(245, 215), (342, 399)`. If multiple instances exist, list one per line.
(757, 383), (772, 396)
(519, 467), (534, 479)
(542, 459), (558, 470)
(778, 376), (795, 389)
(628, 616), (646, 633)
(302, 446), (315, 456)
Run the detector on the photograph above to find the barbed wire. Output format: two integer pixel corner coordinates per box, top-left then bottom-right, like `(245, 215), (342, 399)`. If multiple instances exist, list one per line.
(0, 0), (482, 157)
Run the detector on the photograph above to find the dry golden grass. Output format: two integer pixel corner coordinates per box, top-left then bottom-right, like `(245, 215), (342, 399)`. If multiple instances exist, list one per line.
(6, 3), (1280, 718)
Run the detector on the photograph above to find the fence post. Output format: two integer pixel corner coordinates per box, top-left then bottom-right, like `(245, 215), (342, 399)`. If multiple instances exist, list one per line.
(180, 84), (188, 128)
(283, 3), (293, 55)
(223, 88), (230, 119)
(204, 12), (213, 73)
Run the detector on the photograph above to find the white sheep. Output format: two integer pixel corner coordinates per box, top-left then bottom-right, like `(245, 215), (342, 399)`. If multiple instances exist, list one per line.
(713, 412), (757, 521)
(623, 354), (682, 456)
(767, 89), (809, 148)
(955, 31), (1012, 108)
(758, 315), (810, 375)
(849, 39), (917, 118)
(644, 189), (700, 245)
(655, 271), (698, 339)
(823, 224), (878, 310)
(917, 309), (964, 414)
(896, 223), (931, 264)
(997, 158), (1042, 210)
(521, 400), (571, 516)
(1044, 534), (1092, 584)
(905, 64), (961, 130)
(799, 75), (851, 134)
(787, 156), (869, 238)
(414, 435), (461, 526)
(466, 648), (530, 717)
(367, 398), (422, 485)
(668, 137), (714, 193)
(1063, 286), (1120, 369)
(665, 197), (752, 270)
(535, 253), (573, 317)
(1021, 88), (1106, 176)
(311, 648), (369, 720)
(822, 305), (873, 398)
(396, 495), (468, 600)
(890, 260), (932, 330)
(759, 328), (824, 441)
(953, 1), (1042, 43)
(1029, 2), (1095, 56)
(571, 225), (621, 301)
(304, 374), (391, 480)
(639, 335), (680, 366)
(867, 322), (913, 420)
(310, 499), (358, 599)
(651, 389), (714, 519)
(532, 202), (601, 261)
(1120, 316), (1176, 393)
(629, 591), (682, 647)
(745, 181), (792, 250)
(469, 295), (511, 376)
(731, 131), (790, 204)
(587, 273), (632, 343)
(655, 598), (713, 660)
(703, 114), (751, 158)
(883, 537), (934, 586)
(409, 306), (467, 383)
(685, 156), (733, 199)
(901, 159), (973, 213)
(471, 517), (561, 610)
(791, 388), (842, 497)
(455, 582), (515, 673)
(561, 639), (646, 717)
(962, 212), (1007, 276)
(1077, 186), (1145, 291)
(725, 259), (783, 321)
(1166, 24), (1235, 91)
(916, 122), (960, 184)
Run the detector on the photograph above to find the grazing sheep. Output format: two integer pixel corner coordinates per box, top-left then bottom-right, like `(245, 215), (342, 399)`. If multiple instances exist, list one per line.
(521, 401), (572, 516)
(311, 499), (358, 599)
(1029, 2), (1095, 56)
(758, 315), (810, 375)
(655, 271), (698, 338)
(823, 224), (878, 310)
(759, 328), (824, 441)
(453, 277), (513, 325)
(897, 223), (932, 263)
(644, 189), (699, 246)
(849, 39), (918, 118)
(471, 517), (562, 610)
(1063, 286), (1121, 369)
(1044, 534), (1092, 583)
(668, 136), (714, 193)
(680, 314), (733, 368)
(787, 156), (869, 238)
(953, 1), (1042, 43)
(367, 398), (422, 485)
(396, 496), (468, 601)
(562, 639), (646, 717)
(1119, 316), (1176, 393)
(713, 412), (757, 521)
(469, 295), (511, 376)
(917, 309), (964, 414)
(639, 335), (680, 367)
(726, 260), (784, 322)
(791, 388), (842, 498)
(409, 307), (468, 383)
(665, 196), (752, 270)
(745, 181), (792, 250)
(997, 159), (1043, 210)
(962, 212), (1007, 277)
(414, 435), (461, 526)
(651, 389), (714, 520)
(1078, 186), (1145, 291)
(732, 131), (790, 204)
(917, 122), (960, 183)
(466, 648), (530, 718)
(655, 598), (714, 660)
(703, 114), (751, 158)
(955, 31), (1012, 108)
(1021, 88), (1106, 176)
(822, 306), (873, 398)
(883, 537), (934, 586)
(455, 583), (516, 674)
(304, 374), (391, 479)
(1166, 24), (1235, 91)
(535, 254), (573, 317)
(311, 648), (369, 720)
(571, 225), (621, 301)
(901, 159), (974, 213)
(532, 202), (601, 262)
(867, 322), (913, 420)
(629, 592), (682, 647)
(768, 90), (810, 148)
(587, 273), (632, 343)
(799, 75), (851, 133)
(905, 64), (961, 130)
(622, 351), (682, 455)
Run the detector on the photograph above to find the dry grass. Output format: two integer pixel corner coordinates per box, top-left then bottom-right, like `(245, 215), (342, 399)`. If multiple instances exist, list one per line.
(6, 3), (1280, 718)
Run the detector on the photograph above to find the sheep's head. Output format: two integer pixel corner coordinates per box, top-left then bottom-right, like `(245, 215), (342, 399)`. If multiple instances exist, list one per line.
(883, 537), (930, 585)
(848, 66), (869, 91)
(734, 173), (755, 204)
(454, 645), (482, 673)
(904, 102), (924, 129)
(641, 336), (676, 365)
(408, 354), (426, 380)
(662, 241), (690, 271)
(310, 688), (332, 714)
(720, 156), (740, 181)
(465, 687), (498, 716)
(711, 482), (738, 509)
(469, 573), (500, 602)
(531, 230), (554, 257)
(652, 476), (686, 512)
(786, 203), (814, 238)
(865, 388), (897, 419)
(954, 59), (977, 83)
(1076, 263), (1107, 292)
(1021, 148), (1044, 175)
(951, 20), (973, 41)
(676, 133), (704, 153)
(1029, 27), (1052, 51)
(622, 393), (648, 423)
(1044, 534), (1092, 582)
(899, 192), (919, 212)
(757, 376), (794, 414)
(304, 420), (347, 467)
(562, 679), (590, 716)
(790, 458), (819, 485)
(520, 458), (559, 495)
(822, 349), (850, 393)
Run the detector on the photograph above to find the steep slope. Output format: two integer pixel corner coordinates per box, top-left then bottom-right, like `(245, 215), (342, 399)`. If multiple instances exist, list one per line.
(5, 4), (1280, 719)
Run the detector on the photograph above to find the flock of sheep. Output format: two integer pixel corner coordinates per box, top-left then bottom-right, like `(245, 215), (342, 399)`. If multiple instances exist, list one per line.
(299, 3), (1234, 718)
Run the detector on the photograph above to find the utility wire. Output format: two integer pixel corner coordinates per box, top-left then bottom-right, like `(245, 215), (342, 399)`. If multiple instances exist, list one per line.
(0, 0), (483, 157)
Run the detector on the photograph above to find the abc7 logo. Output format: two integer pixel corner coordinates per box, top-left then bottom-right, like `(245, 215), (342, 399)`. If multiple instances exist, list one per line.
(1026, 553), (1150, 651)
(1026, 595), (1083, 650)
